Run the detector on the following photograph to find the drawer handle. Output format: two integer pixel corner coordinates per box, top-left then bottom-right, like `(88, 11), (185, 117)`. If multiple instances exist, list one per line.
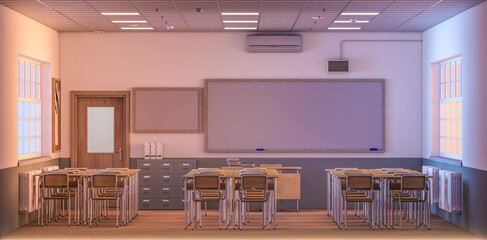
(163, 188), (169, 191)
(143, 163), (150, 167)
(143, 176), (151, 179)
(143, 188), (150, 191)
(182, 163), (190, 167)
(162, 200), (170, 203)
(163, 176), (170, 179)
(163, 163), (170, 167)
(142, 200), (150, 203)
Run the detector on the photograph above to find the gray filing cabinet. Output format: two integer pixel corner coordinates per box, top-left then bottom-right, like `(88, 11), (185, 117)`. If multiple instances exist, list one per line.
(137, 159), (195, 210)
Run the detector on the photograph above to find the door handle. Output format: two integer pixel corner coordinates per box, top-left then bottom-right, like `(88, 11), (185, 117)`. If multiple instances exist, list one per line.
(115, 147), (122, 160)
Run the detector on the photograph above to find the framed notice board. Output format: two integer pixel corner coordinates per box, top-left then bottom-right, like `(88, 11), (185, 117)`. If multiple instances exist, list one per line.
(205, 79), (385, 152)
(132, 88), (202, 133)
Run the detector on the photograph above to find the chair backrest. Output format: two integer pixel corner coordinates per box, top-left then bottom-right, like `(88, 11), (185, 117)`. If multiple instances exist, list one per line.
(64, 168), (88, 171)
(401, 175), (426, 190)
(346, 174), (373, 190)
(44, 174), (68, 187)
(241, 175), (268, 190)
(335, 167), (358, 171)
(92, 174), (117, 188)
(193, 175), (220, 190)
(105, 168), (129, 171)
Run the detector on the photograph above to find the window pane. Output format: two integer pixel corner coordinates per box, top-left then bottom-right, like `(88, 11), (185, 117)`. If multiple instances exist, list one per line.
(20, 80), (24, 97)
(31, 82), (36, 99)
(25, 120), (31, 137)
(36, 138), (41, 153)
(31, 137), (36, 153)
(87, 107), (114, 153)
(25, 139), (30, 154)
(18, 101), (24, 118)
(25, 63), (30, 82)
(36, 120), (41, 136)
(25, 102), (30, 118)
(31, 103), (36, 119)
(441, 66), (445, 83)
(19, 139), (24, 155)
(36, 103), (41, 118)
(36, 66), (41, 83)
(31, 120), (35, 138)
(18, 120), (23, 138)
(36, 84), (41, 99)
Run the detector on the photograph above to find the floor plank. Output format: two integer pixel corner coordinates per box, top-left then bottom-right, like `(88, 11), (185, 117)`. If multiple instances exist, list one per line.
(2, 209), (480, 239)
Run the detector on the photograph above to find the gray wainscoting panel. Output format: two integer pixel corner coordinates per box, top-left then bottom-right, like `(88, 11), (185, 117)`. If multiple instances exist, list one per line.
(131, 157), (422, 209)
(0, 159), (59, 236)
(423, 159), (487, 238)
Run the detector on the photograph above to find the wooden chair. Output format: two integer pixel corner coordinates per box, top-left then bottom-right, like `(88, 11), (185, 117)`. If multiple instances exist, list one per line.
(237, 175), (272, 230)
(342, 174), (374, 230)
(191, 175), (226, 230)
(40, 173), (73, 226)
(393, 175), (430, 230)
(89, 174), (123, 227)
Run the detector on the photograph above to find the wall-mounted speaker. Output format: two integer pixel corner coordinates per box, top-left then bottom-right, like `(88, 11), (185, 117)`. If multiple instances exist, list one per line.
(327, 60), (349, 73)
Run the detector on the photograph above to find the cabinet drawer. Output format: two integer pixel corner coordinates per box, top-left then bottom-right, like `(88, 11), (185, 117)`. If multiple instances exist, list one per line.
(177, 160), (195, 173)
(176, 172), (187, 185)
(157, 197), (176, 209)
(157, 173), (174, 185)
(139, 185), (156, 198)
(177, 185), (185, 197)
(177, 198), (185, 210)
(139, 198), (156, 209)
(139, 173), (155, 185)
(158, 185), (175, 197)
(137, 160), (156, 173)
(157, 160), (175, 173)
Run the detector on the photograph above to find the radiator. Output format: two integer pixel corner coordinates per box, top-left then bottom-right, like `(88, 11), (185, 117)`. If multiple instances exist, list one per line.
(19, 170), (41, 213)
(438, 170), (462, 213)
(422, 166), (440, 204)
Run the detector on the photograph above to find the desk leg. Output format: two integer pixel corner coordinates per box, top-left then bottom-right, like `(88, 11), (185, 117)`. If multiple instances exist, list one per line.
(184, 178), (187, 229)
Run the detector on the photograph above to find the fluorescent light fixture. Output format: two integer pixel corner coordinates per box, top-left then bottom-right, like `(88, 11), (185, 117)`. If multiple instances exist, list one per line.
(224, 27), (257, 30)
(121, 27), (154, 30)
(223, 20), (258, 23)
(340, 12), (379, 16)
(328, 27), (361, 30)
(334, 20), (369, 23)
(112, 20), (147, 23)
(221, 12), (259, 16)
(102, 12), (140, 16)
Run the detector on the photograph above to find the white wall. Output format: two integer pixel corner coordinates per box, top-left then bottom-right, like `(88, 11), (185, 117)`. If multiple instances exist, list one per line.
(0, 4), (59, 169)
(423, 1), (487, 171)
(60, 32), (423, 159)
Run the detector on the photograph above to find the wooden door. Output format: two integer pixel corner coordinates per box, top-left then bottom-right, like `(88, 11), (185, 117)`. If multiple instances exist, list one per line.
(71, 92), (130, 169)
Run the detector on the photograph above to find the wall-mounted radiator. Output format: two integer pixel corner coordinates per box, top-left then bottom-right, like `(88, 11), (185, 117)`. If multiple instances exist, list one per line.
(41, 165), (59, 172)
(422, 166), (440, 204)
(438, 170), (462, 213)
(19, 169), (41, 213)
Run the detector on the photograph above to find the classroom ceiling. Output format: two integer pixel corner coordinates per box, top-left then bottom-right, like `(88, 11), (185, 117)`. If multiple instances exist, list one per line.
(0, 0), (484, 32)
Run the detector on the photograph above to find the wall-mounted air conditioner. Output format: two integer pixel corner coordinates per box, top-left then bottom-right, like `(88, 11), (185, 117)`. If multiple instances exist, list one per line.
(246, 35), (303, 53)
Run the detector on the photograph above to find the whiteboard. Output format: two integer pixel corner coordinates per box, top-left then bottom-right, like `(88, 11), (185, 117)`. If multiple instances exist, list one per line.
(205, 79), (385, 152)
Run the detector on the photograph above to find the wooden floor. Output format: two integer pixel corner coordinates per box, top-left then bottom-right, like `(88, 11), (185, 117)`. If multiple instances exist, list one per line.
(3, 209), (479, 240)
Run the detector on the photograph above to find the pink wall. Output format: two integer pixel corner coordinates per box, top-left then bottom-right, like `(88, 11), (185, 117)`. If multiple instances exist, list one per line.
(423, 1), (487, 171)
(59, 32), (422, 159)
(0, 4), (59, 169)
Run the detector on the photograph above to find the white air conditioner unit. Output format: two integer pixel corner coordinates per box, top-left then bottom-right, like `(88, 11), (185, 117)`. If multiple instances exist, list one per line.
(247, 35), (303, 53)
(422, 166), (440, 204)
(19, 170), (41, 213)
(439, 170), (462, 213)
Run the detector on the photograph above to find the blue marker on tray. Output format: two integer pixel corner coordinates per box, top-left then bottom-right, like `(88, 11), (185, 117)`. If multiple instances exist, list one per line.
(369, 148), (378, 151)
(256, 148), (264, 151)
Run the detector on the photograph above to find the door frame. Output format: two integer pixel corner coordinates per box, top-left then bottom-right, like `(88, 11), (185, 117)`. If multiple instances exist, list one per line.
(70, 91), (130, 168)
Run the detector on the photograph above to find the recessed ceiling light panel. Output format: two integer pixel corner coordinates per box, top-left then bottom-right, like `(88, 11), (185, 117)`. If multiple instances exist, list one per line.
(112, 20), (147, 23)
(221, 12), (259, 16)
(223, 20), (258, 23)
(328, 27), (361, 30)
(224, 27), (257, 30)
(340, 12), (379, 16)
(121, 27), (153, 30)
(102, 12), (140, 16)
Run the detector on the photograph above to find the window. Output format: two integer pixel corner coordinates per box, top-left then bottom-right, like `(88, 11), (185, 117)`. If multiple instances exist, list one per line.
(18, 57), (42, 160)
(439, 58), (462, 160)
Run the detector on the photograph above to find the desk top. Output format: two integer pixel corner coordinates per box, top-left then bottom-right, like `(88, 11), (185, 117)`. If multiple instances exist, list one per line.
(183, 169), (279, 178)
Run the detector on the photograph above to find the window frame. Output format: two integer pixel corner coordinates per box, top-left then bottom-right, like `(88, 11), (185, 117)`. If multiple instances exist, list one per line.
(438, 57), (462, 160)
(18, 57), (43, 161)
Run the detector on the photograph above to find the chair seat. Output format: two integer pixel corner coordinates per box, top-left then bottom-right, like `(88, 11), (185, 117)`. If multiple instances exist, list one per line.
(194, 197), (220, 202)
(346, 197), (373, 202)
(393, 197), (425, 202)
(92, 196), (117, 200)
(242, 197), (266, 202)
